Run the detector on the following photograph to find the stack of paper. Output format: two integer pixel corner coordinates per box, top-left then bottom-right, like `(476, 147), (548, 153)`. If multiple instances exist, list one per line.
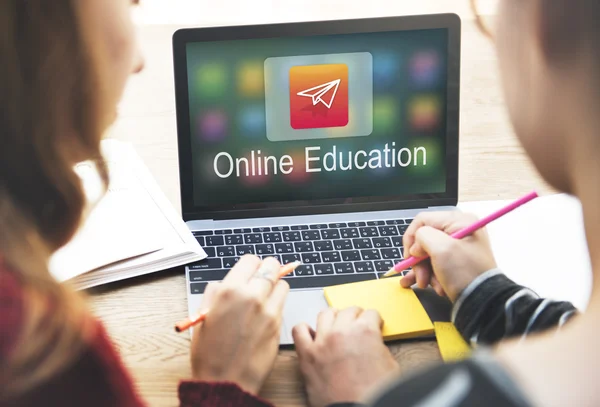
(49, 140), (206, 290)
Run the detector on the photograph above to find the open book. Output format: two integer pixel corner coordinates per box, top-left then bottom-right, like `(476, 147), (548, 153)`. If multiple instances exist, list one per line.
(49, 139), (206, 290)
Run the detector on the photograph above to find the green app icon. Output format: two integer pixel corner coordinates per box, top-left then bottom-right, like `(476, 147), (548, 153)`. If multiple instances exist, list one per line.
(195, 63), (227, 99)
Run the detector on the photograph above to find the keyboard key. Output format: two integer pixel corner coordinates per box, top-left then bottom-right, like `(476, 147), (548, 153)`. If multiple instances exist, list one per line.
(216, 246), (235, 257)
(233, 228), (251, 233)
(225, 235), (243, 245)
(374, 260), (394, 271)
(328, 222), (347, 228)
(341, 250), (361, 261)
(264, 232), (282, 243)
(214, 229), (232, 235)
(391, 236), (403, 247)
(275, 243), (294, 254)
(334, 262), (355, 274)
(236, 245), (255, 255)
(190, 282), (208, 294)
(314, 264), (335, 275)
(321, 229), (340, 239)
(282, 253), (301, 264)
(367, 220), (385, 226)
(272, 226), (290, 232)
(360, 249), (381, 260)
(244, 233), (263, 244)
(340, 228), (359, 238)
(321, 251), (341, 263)
(203, 247), (216, 257)
(291, 225), (309, 230)
(347, 221), (366, 227)
(398, 225), (409, 235)
(195, 236), (205, 246)
(283, 273), (375, 289)
(372, 237), (392, 248)
(283, 231), (302, 242)
(359, 227), (379, 238)
(295, 265), (315, 276)
(193, 230), (213, 236)
(189, 258), (222, 270)
(352, 238), (372, 249)
(190, 269), (228, 282)
(205, 236), (224, 246)
(222, 257), (240, 268)
(355, 261), (375, 273)
(314, 240), (333, 251)
(333, 239), (353, 250)
(294, 242), (314, 252)
(253, 227), (270, 233)
(302, 230), (321, 240)
(405, 218), (414, 224)
(381, 248), (401, 260)
(309, 224), (328, 229)
(255, 244), (275, 255)
(378, 226), (399, 236)
(261, 254), (282, 263)
(386, 219), (405, 225)
(301, 253), (322, 264)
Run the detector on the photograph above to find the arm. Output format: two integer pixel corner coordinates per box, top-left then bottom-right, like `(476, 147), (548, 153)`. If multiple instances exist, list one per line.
(179, 381), (273, 407)
(452, 269), (577, 346)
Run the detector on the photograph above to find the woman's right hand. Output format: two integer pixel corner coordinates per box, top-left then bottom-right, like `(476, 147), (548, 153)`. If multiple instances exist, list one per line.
(400, 211), (497, 302)
(190, 255), (289, 395)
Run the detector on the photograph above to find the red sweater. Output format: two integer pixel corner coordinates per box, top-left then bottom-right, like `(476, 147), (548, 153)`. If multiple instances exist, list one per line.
(0, 261), (272, 407)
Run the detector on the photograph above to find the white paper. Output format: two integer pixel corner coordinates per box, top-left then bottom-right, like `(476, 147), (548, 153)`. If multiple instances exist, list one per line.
(458, 194), (592, 310)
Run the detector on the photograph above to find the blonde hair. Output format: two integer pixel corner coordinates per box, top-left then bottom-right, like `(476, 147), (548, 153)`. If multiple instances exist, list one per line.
(0, 0), (109, 399)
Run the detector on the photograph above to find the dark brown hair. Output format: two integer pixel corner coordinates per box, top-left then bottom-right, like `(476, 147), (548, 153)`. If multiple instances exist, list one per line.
(0, 0), (108, 398)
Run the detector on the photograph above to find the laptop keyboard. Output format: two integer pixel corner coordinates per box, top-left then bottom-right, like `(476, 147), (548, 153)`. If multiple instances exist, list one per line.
(188, 219), (413, 294)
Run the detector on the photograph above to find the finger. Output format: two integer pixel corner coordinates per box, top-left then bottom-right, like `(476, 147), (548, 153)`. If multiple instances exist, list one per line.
(333, 306), (363, 329)
(414, 263), (431, 289)
(246, 257), (282, 299)
(414, 226), (456, 258)
(222, 254), (261, 285)
(316, 308), (337, 335)
(292, 323), (315, 355)
(199, 282), (220, 309)
(359, 309), (384, 331)
(403, 211), (474, 255)
(263, 279), (290, 317)
(400, 270), (416, 288)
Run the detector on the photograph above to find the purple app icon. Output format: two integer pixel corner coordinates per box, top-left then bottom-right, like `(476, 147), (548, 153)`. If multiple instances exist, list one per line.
(410, 51), (442, 88)
(198, 109), (227, 142)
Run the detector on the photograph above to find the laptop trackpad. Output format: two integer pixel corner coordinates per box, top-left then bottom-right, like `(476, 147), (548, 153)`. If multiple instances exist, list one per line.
(280, 289), (329, 345)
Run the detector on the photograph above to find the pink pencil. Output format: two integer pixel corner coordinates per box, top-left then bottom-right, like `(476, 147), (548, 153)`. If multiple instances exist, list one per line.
(383, 191), (539, 277)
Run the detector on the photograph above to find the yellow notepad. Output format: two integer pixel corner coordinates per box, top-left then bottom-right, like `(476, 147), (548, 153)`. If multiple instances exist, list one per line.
(323, 277), (434, 341)
(434, 322), (471, 362)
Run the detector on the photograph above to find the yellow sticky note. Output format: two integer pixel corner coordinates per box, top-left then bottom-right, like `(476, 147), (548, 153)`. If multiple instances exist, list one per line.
(324, 277), (434, 341)
(434, 322), (471, 362)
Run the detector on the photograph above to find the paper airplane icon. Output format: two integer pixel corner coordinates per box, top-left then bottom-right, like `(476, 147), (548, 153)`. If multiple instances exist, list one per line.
(296, 79), (341, 109)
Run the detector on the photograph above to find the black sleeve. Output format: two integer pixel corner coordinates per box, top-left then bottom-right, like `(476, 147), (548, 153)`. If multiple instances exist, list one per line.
(452, 269), (577, 346)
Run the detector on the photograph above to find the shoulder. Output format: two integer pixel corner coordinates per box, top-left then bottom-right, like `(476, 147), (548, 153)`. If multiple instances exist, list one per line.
(0, 259), (25, 358)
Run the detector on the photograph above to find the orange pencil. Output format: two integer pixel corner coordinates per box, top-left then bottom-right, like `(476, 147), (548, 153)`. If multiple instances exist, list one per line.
(174, 261), (302, 333)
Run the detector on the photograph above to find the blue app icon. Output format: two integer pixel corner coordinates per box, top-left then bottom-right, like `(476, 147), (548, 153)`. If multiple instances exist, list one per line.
(238, 104), (266, 136)
(373, 53), (400, 89)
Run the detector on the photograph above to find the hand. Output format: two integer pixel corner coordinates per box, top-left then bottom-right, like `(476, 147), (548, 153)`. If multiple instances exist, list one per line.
(190, 255), (289, 395)
(400, 211), (497, 302)
(293, 307), (399, 407)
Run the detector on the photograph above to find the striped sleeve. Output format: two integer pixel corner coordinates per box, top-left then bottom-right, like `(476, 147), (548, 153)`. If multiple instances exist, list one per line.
(451, 269), (578, 346)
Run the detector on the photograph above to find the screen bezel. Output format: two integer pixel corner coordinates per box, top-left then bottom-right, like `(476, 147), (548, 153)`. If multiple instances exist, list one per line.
(173, 14), (461, 221)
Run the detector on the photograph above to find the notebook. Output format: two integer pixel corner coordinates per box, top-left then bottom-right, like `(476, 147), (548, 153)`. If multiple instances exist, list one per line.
(324, 276), (434, 341)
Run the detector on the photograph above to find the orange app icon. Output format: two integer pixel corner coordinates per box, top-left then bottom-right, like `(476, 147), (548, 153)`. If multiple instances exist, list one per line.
(289, 63), (349, 130)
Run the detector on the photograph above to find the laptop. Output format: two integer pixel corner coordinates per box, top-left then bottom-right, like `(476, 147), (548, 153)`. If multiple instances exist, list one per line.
(173, 14), (461, 345)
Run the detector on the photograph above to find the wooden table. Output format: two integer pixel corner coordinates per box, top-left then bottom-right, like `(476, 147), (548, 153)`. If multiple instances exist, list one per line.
(90, 12), (553, 407)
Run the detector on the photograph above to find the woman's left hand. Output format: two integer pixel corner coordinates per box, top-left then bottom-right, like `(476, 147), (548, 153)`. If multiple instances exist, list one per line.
(293, 307), (399, 407)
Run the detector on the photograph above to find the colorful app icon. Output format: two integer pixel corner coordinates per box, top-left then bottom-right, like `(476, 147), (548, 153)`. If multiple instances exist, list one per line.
(409, 95), (441, 131)
(289, 63), (349, 130)
(195, 63), (228, 99)
(410, 51), (442, 88)
(238, 104), (265, 136)
(237, 61), (264, 97)
(373, 97), (399, 134)
(373, 52), (400, 89)
(197, 109), (227, 142)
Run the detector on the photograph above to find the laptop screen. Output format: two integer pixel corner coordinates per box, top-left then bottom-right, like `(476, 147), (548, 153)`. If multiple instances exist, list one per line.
(177, 17), (459, 217)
